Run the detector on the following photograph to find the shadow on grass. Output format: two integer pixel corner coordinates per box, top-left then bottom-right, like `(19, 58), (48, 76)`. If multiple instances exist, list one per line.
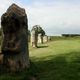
(0, 51), (80, 80)
(37, 46), (48, 48)
(0, 62), (37, 80)
(31, 51), (80, 80)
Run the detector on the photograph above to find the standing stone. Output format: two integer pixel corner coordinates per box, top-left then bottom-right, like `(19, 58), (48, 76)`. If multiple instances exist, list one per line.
(38, 34), (43, 44)
(28, 30), (31, 42)
(48, 36), (51, 41)
(37, 26), (45, 44)
(31, 30), (38, 47)
(43, 35), (48, 43)
(1, 4), (29, 71)
(31, 25), (38, 48)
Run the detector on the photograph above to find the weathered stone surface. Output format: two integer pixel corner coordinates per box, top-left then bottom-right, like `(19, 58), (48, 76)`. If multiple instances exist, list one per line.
(37, 27), (45, 44)
(0, 54), (3, 65)
(31, 25), (45, 46)
(31, 25), (38, 48)
(43, 35), (48, 43)
(31, 30), (38, 47)
(31, 25), (45, 47)
(1, 4), (29, 71)
(28, 30), (31, 42)
(48, 36), (51, 41)
(38, 34), (43, 44)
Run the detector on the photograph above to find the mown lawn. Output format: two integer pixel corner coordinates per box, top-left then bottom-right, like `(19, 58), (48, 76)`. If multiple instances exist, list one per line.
(0, 37), (80, 80)
(29, 37), (80, 80)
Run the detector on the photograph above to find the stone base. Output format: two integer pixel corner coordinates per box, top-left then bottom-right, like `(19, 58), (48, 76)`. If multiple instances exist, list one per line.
(0, 53), (30, 72)
(31, 42), (37, 48)
(0, 54), (3, 65)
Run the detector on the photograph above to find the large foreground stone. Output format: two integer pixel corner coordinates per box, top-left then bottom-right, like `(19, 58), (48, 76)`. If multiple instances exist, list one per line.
(1, 4), (30, 71)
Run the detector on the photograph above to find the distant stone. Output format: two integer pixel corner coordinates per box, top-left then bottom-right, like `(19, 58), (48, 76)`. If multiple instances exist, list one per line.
(31, 25), (38, 48)
(43, 35), (48, 43)
(38, 33), (43, 44)
(48, 36), (51, 41)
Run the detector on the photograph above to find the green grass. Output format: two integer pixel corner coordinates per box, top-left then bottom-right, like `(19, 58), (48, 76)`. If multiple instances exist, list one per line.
(0, 37), (80, 80)
(29, 37), (80, 80)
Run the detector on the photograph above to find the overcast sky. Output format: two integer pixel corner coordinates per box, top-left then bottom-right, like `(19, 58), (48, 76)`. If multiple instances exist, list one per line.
(0, 0), (80, 35)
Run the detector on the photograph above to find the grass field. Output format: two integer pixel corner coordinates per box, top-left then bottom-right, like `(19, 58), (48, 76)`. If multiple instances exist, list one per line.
(29, 37), (80, 80)
(0, 37), (80, 80)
